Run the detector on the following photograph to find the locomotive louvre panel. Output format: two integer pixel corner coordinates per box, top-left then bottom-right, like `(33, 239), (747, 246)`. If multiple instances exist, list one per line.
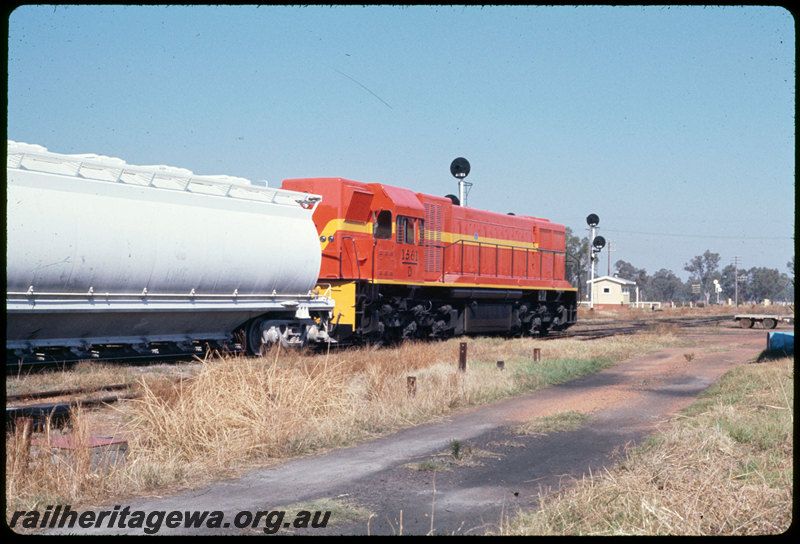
(423, 202), (443, 273)
(498, 246), (512, 277)
(537, 227), (553, 280)
(539, 227), (553, 248)
(553, 230), (566, 280)
(513, 246), (527, 278)
(555, 252), (566, 281)
(553, 229), (565, 249)
(541, 251), (554, 280)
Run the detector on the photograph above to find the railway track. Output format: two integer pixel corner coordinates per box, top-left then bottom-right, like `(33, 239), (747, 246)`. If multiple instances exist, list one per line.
(6, 382), (140, 429)
(544, 314), (735, 341)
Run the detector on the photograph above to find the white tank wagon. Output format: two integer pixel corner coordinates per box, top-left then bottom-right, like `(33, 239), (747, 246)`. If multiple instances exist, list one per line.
(6, 141), (335, 362)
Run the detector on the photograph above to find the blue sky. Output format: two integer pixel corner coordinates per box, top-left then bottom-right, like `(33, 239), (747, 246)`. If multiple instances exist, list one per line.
(7, 5), (795, 280)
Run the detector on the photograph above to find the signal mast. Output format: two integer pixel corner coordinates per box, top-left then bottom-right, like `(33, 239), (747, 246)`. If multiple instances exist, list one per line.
(449, 157), (472, 207)
(586, 213), (605, 310)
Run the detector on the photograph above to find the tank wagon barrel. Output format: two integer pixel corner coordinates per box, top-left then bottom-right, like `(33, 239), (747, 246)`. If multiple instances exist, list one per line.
(6, 141), (334, 361)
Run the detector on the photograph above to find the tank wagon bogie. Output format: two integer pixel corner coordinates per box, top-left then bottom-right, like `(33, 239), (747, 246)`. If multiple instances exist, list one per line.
(280, 177), (577, 344)
(6, 141), (335, 362)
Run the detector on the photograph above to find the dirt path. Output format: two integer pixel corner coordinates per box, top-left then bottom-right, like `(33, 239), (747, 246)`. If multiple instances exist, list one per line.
(45, 328), (770, 536)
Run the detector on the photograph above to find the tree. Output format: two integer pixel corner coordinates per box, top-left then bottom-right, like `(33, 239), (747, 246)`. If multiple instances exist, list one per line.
(743, 267), (793, 303)
(719, 264), (739, 303)
(564, 227), (589, 300)
(648, 268), (683, 303)
(684, 250), (721, 304)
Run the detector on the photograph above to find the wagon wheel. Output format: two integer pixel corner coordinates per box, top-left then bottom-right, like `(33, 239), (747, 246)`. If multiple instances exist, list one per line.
(246, 317), (269, 356)
(762, 318), (777, 329)
(246, 318), (292, 355)
(738, 318), (754, 329)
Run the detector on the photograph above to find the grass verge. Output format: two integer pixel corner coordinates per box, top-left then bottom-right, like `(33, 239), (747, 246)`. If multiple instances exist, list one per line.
(502, 356), (793, 536)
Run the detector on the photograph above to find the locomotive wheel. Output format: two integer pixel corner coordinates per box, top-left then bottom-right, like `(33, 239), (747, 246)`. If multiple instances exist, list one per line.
(738, 318), (754, 329)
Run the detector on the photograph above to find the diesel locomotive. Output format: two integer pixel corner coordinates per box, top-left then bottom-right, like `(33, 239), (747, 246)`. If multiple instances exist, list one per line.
(281, 177), (577, 344)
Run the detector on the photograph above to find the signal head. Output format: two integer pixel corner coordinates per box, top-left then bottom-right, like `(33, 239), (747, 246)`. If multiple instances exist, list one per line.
(444, 194), (461, 206)
(586, 213), (599, 227)
(593, 236), (606, 251)
(450, 157), (470, 179)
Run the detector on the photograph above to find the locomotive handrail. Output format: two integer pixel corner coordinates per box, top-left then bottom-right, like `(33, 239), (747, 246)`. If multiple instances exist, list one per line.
(438, 238), (564, 282)
(339, 236), (362, 280)
(372, 240), (378, 282)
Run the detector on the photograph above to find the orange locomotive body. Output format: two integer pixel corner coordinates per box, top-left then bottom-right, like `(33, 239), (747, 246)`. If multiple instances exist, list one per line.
(281, 177), (577, 343)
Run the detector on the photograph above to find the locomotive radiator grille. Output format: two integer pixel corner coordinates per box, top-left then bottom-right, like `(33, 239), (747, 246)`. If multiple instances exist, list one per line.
(424, 203), (443, 273)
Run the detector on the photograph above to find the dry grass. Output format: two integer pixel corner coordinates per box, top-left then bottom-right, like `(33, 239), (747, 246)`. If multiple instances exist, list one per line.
(403, 439), (497, 472)
(514, 411), (591, 437)
(1, 327), (711, 518)
(6, 404), (118, 518)
(502, 357), (793, 536)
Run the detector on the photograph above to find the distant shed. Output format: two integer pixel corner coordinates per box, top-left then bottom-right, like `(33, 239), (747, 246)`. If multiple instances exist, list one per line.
(587, 275), (636, 310)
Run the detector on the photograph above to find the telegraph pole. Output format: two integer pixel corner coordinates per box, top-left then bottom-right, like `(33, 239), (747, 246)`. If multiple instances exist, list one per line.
(606, 239), (616, 276)
(732, 256), (740, 307)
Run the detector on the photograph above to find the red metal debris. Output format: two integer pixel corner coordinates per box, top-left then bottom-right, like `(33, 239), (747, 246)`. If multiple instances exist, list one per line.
(31, 435), (127, 450)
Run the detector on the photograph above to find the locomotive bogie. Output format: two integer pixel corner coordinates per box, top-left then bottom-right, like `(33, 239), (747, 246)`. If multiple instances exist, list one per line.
(326, 280), (576, 344)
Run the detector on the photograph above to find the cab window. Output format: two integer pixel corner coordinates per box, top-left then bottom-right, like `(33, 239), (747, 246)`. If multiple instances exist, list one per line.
(396, 216), (415, 244)
(373, 210), (392, 239)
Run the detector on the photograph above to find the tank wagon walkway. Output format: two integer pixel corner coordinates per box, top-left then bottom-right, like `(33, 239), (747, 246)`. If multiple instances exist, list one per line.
(48, 330), (766, 536)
